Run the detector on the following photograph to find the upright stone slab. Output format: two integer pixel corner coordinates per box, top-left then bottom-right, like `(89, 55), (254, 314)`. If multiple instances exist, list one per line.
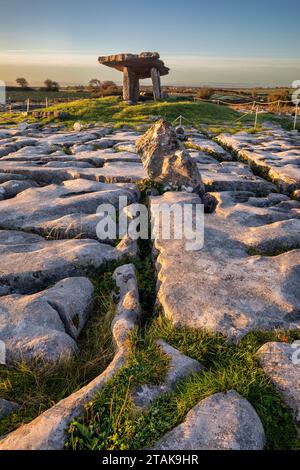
(151, 67), (162, 100)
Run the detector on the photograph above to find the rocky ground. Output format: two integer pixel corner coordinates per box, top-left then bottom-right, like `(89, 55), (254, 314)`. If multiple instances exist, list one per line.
(0, 119), (299, 450)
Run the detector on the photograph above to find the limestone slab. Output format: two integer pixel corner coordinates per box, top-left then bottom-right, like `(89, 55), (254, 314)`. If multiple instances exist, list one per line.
(257, 342), (300, 431)
(153, 390), (265, 450)
(150, 191), (300, 340)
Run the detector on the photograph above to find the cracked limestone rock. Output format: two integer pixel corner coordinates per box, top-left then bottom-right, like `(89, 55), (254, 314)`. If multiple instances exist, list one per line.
(0, 277), (94, 363)
(132, 340), (203, 408)
(0, 264), (141, 449)
(136, 119), (204, 192)
(257, 342), (300, 432)
(153, 390), (266, 450)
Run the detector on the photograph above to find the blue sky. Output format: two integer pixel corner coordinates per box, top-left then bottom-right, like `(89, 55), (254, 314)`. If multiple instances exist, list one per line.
(0, 0), (299, 86)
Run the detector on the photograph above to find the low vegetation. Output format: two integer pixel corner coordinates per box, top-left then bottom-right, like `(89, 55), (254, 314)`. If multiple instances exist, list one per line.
(1, 95), (297, 131)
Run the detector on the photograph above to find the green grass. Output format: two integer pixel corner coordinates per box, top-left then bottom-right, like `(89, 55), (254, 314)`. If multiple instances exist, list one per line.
(6, 89), (91, 103)
(66, 317), (300, 450)
(0, 96), (270, 128)
(0, 272), (116, 437)
(1, 95), (296, 131)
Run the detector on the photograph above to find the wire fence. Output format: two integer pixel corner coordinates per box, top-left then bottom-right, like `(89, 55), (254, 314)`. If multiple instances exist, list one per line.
(194, 97), (298, 129)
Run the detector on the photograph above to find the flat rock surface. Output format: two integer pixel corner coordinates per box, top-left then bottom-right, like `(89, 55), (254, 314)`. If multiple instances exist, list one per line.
(153, 390), (265, 450)
(0, 178), (139, 238)
(136, 120), (203, 191)
(257, 342), (300, 431)
(197, 158), (275, 194)
(0, 179), (39, 200)
(216, 128), (300, 194)
(0, 264), (142, 449)
(150, 191), (300, 340)
(188, 134), (231, 160)
(0, 230), (131, 295)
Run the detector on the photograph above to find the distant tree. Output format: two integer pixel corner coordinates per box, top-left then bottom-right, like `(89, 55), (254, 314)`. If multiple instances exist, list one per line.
(16, 77), (29, 88)
(88, 78), (102, 90)
(102, 81), (120, 96)
(44, 79), (60, 91)
(101, 81), (119, 93)
(90, 80), (120, 97)
(197, 87), (214, 100)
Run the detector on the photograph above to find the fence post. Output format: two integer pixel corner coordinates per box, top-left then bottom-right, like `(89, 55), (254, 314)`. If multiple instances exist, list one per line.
(45, 97), (48, 108)
(294, 104), (298, 130)
(26, 98), (30, 113)
(254, 106), (259, 129)
(251, 101), (256, 113)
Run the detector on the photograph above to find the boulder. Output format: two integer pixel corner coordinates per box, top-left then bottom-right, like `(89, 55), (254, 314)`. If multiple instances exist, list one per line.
(136, 120), (204, 192)
(0, 399), (19, 419)
(153, 390), (265, 450)
(257, 342), (300, 431)
(0, 277), (94, 363)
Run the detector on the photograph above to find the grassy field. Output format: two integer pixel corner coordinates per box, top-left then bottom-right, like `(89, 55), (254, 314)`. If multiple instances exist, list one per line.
(0, 95), (297, 132)
(5, 89), (91, 103)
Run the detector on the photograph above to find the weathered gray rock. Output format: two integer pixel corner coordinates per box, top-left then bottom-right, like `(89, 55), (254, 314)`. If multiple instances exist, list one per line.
(114, 142), (136, 153)
(30, 212), (109, 241)
(153, 390), (265, 450)
(240, 218), (300, 254)
(150, 191), (300, 340)
(0, 179), (38, 200)
(136, 120), (204, 192)
(293, 189), (300, 201)
(133, 340), (203, 408)
(0, 230), (135, 295)
(112, 264), (141, 347)
(0, 173), (30, 183)
(0, 399), (20, 419)
(0, 264), (141, 449)
(0, 277), (94, 363)
(188, 135), (231, 160)
(257, 342), (300, 431)
(0, 160), (147, 185)
(0, 179), (139, 236)
(198, 160), (276, 195)
(216, 130), (300, 195)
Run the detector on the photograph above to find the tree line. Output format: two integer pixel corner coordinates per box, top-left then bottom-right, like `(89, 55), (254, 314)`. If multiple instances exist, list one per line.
(16, 78), (60, 91)
(15, 78), (119, 96)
